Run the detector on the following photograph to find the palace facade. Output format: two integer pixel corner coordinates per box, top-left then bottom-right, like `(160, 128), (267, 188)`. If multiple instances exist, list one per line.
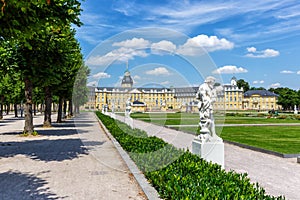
(88, 70), (280, 112)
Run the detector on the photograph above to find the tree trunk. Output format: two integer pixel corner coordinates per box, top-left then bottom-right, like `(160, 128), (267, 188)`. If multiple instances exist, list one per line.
(43, 86), (52, 127)
(6, 103), (10, 115)
(24, 78), (34, 134)
(57, 97), (63, 123)
(0, 97), (3, 120)
(41, 103), (44, 114)
(14, 103), (18, 117)
(63, 99), (67, 119)
(75, 105), (80, 114)
(33, 103), (36, 115)
(68, 100), (73, 117)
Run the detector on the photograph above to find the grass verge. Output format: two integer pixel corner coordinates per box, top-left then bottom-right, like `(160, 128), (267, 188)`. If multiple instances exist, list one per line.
(221, 126), (300, 154)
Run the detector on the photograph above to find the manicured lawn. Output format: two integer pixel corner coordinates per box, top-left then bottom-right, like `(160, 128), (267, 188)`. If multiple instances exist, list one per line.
(130, 112), (300, 154)
(130, 112), (300, 124)
(221, 126), (300, 154)
(224, 116), (300, 124)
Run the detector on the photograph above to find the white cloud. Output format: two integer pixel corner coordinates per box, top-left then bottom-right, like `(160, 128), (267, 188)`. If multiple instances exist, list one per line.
(247, 47), (257, 53)
(160, 81), (170, 85)
(92, 72), (111, 79)
(270, 83), (281, 88)
(177, 34), (234, 56)
(151, 40), (177, 55)
(113, 38), (150, 49)
(87, 81), (98, 86)
(280, 70), (294, 74)
(86, 35), (234, 66)
(246, 47), (280, 58)
(297, 71), (300, 74)
(145, 67), (171, 76)
(253, 80), (265, 84)
(212, 65), (248, 74)
(86, 47), (148, 66)
(133, 75), (141, 80)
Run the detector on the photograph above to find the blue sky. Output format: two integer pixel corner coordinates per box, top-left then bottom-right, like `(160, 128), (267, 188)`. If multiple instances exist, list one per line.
(75, 0), (300, 89)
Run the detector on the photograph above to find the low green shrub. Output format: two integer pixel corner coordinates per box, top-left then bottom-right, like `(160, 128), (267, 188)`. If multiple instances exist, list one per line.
(225, 112), (236, 116)
(96, 111), (284, 200)
(277, 115), (287, 119)
(292, 115), (300, 120)
(257, 113), (267, 117)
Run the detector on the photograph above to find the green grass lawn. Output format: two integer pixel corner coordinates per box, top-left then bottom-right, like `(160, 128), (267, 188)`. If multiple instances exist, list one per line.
(131, 112), (300, 124)
(221, 126), (300, 154)
(130, 112), (300, 154)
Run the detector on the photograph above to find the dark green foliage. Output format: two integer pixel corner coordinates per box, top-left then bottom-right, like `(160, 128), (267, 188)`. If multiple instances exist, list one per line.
(269, 87), (300, 110)
(146, 152), (283, 199)
(96, 111), (284, 200)
(237, 79), (250, 92)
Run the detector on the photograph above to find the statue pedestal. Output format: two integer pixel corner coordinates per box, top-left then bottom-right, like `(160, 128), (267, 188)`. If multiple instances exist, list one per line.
(192, 136), (224, 169)
(125, 117), (134, 129)
(110, 113), (116, 119)
(294, 110), (298, 115)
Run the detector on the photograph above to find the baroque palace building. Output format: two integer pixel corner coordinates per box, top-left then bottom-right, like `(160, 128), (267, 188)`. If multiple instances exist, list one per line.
(90, 70), (280, 112)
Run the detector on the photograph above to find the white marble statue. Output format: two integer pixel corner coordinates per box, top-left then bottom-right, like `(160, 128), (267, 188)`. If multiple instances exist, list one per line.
(125, 97), (132, 117)
(196, 76), (218, 141)
(111, 103), (115, 113)
(294, 105), (298, 114)
(104, 104), (108, 113)
(101, 104), (105, 113)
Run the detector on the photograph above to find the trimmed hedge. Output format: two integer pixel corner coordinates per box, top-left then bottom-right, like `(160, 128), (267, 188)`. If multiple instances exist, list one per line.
(96, 112), (284, 200)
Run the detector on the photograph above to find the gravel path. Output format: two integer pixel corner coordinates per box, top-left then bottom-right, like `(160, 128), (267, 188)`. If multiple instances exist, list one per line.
(115, 114), (300, 200)
(0, 113), (146, 200)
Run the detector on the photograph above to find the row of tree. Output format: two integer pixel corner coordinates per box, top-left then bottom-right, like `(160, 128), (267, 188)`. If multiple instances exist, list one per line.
(0, 0), (89, 134)
(237, 79), (300, 110)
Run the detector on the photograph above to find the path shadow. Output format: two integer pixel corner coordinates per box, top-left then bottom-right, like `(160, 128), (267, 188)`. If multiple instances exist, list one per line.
(0, 119), (14, 124)
(0, 138), (90, 162)
(0, 128), (88, 136)
(3, 117), (24, 121)
(0, 171), (66, 200)
(73, 120), (98, 123)
(33, 121), (94, 128)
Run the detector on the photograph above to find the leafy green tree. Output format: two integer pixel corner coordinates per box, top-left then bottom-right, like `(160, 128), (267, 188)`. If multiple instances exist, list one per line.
(250, 87), (266, 90)
(237, 79), (250, 92)
(0, 0), (82, 134)
(34, 27), (83, 125)
(0, 40), (24, 118)
(270, 87), (298, 110)
(73, 64), (90, 114)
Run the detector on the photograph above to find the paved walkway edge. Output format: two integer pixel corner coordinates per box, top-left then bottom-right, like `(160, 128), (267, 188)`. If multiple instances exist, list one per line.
(224, 140), (300, 158)
(94, 113), (161, 200)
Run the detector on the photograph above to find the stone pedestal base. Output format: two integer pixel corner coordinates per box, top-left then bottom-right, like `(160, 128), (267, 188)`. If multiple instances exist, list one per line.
(125, 117), (134, 129)
(192, 137), (224, 168)
(110, 113), (116, 119)
(294, 111), (298, 115)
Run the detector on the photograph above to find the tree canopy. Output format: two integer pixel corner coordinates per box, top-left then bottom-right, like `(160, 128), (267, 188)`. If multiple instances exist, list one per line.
(237, 79), (250, 92)
(0, 0), (89, 134)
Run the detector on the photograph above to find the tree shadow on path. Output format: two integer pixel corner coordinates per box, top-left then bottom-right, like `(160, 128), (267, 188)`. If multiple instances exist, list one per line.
(0, 138), (90, 162)
(0, 170), (66, 200)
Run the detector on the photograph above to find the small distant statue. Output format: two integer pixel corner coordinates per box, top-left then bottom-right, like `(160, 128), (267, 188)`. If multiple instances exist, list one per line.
(196, 76), (219, 141)
(111, 103), (115, 113)
(104, 104), (108, 113)
(125, 97), (132, 117)
(294, 105), (298, 114)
